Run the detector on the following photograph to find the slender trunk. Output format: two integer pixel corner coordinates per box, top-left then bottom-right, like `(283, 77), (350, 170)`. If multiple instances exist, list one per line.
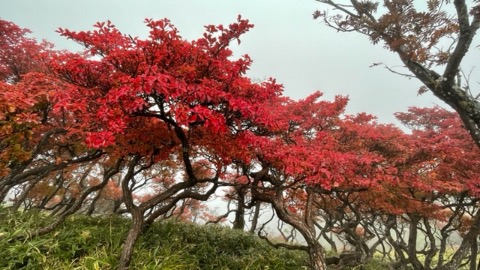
(233, 186), (245, 230)
(113, 199), (122, 214)
(321, 230), (338, 254)
(407, 215), (424, 270)
(0, 185), (9, 203)
(250, 168), (327, 269)
(438, 229), (448, 267)
(118, 209), (144, 270)
(471, 237), (478, 270)
(86, 190), (102, 216)
(249, 201), (261, 234)
(118, 155), (142, 270)
(24, 160), (121, 239)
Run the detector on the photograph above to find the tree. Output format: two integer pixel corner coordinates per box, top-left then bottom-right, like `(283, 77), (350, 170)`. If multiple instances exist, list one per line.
(50, 16), (284, 269)
(314, 0), (480, 147)
(0, 19), (52, 83)
(310, 106), (480, 270)
(0, 72), (104, 206)
(0, 19), (106, 210)
(233, 92), (403, 269)
(393, 106), (480, 270)
(233, 89), (480, 270)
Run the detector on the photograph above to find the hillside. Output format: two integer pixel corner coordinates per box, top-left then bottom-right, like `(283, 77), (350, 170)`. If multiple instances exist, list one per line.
(0, 208), (309, 269)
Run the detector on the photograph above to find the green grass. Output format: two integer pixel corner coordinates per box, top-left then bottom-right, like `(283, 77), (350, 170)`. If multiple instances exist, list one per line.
(0, 208), (308, 269)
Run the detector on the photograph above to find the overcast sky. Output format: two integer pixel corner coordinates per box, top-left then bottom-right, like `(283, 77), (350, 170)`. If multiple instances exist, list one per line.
(2, 0), (479, 126)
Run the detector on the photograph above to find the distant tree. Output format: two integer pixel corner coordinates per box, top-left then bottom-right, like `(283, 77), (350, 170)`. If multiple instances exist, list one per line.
(0, 19), (53, 83)
(392, 106), (480, 270)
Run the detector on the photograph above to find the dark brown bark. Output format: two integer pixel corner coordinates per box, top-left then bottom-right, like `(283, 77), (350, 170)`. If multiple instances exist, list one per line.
(28, 159), (122, 236)
(143, 181), (218, 227)
(117, 156), (142, 270)
(308, 241), (327, 270)
(18, 158), (122, 240)
(0, 149), (102, 193)
(315, 2), (480, 268)
(117, 153), (219, 268)
(406, 215), (424, 270)
(233, 186), (245, 230)
(319, 229), (337, 254)
(249, 200), (261, 234)
(470, 236), (478, 270)
(118, 208), (143, 270)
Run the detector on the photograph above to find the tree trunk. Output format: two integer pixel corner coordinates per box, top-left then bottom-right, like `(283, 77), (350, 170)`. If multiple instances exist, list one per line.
(407, 215), (424, 270)
(112, 199), (122, 214)
(86, 190), (102, 215)
(321, 230), (338, 255)
(308, 242), (327, 270)
(249, 200), (261, 234)
(0, 185), (9, 203)
(118, 209), (144, 270)
(471, 237), (478, 270)
(233, 186), (245, 230)
(250, 168), (328, 269)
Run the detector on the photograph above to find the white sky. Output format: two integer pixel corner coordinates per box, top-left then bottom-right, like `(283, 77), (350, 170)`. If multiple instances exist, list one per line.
(2, 0), (479, 125)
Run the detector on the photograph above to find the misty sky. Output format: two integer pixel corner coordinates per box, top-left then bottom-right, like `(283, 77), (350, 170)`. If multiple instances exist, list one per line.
(2, 0), (479, 125)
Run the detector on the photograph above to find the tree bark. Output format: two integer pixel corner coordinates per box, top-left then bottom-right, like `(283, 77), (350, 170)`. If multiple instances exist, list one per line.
(233, 186), (245, 230)
(118, 208), (144, 270)
(307, 241), (328, 270)
(249, 200), (261, 234)
(471, 236), (478, 270)
(407, 215), (424, 270)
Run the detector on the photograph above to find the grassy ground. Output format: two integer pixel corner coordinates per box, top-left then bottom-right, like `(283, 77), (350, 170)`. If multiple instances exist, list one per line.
(0, 207), (402, 269)
(0, 208), (308, 269)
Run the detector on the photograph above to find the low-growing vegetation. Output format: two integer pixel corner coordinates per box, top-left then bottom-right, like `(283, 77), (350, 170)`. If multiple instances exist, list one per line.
(0, 208), (401, 269)
(0, 208), (310, 269)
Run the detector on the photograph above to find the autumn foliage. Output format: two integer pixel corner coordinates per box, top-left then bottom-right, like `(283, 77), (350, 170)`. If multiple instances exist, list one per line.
(1, 11), (480, 270)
